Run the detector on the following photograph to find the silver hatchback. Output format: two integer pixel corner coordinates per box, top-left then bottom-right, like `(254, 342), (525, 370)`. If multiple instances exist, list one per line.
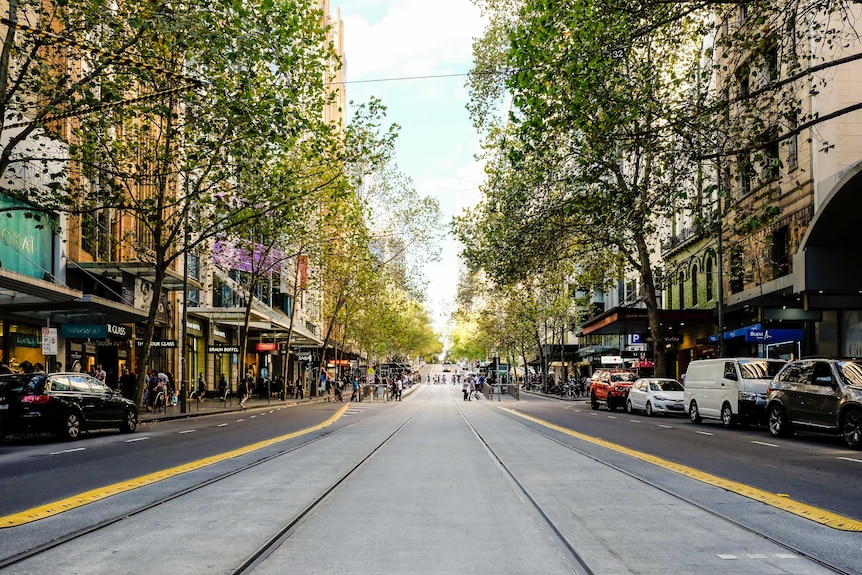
(766, 358), (862, 448)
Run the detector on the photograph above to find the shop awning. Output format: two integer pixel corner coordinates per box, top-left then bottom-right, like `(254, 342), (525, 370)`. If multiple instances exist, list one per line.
(581, 307), (713, 336)
(75, 261), (203, 291)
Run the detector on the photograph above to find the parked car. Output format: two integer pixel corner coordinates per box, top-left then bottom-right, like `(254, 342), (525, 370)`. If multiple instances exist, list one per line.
(1, 372), (138, 440)
(766, 358), (862, 448)
(590, 369), (638, 411)
(684, 357), (786, 427)
(0, 375), (28, 440)
(626, 378), (685, 416)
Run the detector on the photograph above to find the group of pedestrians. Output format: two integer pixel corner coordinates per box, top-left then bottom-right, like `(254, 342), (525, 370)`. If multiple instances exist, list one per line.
(462, 374), (483, 401)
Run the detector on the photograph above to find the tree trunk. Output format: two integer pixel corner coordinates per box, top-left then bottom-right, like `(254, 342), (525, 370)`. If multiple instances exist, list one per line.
(635, 230), (666, 377)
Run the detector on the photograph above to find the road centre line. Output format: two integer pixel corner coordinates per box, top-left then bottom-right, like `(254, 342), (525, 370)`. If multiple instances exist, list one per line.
(125, 437), (150, 442)
(657, 424), (673, 429)
(0, 403), (351, 529)
(839, 456), (862, 464)
(695, 430), (714, 436)
(50, 448), (86, 455)
(179, 430), (196, 434)
(217, 423), (228, 427)
(499, 406), (862, 532)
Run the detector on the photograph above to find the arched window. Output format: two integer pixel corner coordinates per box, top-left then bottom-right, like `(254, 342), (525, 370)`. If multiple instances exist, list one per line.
(691, 264), (699, 306)
(678, 272), (685, 308)
(706, 256), (714, 301)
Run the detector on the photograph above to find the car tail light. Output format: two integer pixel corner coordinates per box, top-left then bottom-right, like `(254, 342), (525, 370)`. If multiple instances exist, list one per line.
(21, 394), (51, 405)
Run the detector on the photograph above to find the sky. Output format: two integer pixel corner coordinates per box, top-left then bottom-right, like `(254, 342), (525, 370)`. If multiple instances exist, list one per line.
(330, 0), (487, 333)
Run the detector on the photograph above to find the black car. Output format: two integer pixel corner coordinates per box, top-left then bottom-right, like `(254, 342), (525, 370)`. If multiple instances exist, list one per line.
(1, 372), (138, 440)
(766, 358), (862, 448)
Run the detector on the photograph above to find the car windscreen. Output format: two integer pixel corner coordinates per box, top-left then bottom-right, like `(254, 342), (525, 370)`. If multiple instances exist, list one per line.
(611, 373), (638, 382)
(838, 361), (862, 388)
(738, 360), (784, 379)
(656, 380), (683, 392)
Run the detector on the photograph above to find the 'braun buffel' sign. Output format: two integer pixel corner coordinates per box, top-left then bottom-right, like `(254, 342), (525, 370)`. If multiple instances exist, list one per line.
(208, 345), (240, 354)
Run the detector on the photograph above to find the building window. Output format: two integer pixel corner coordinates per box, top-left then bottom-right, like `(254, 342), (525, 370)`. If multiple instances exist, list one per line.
(786, 114), (798, 170)
(706, 256), (714, 302)
(771, 225), (791, 278)
(678, 272), (685, 308)
(762, 127), (780, 182)
(691, 264), (699, 307)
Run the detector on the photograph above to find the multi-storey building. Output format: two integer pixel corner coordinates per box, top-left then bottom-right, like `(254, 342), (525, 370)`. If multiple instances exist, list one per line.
(662, 2), (862, 374)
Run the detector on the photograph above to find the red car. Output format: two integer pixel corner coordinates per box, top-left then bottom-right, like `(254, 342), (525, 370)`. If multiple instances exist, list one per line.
(590, 369), (638, 411)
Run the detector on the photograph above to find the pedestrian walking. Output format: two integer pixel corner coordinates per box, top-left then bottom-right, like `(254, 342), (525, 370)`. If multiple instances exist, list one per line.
(197, 372), (207, 401)
(238, 377), (249, 409)
(218, 374), (228, 401)
(396, 378), (403, 401)
(462, 379), (469, 401)
(333, 378), (343, 402)
(295, 378), (304, 399)
(350, 378), (360, 401)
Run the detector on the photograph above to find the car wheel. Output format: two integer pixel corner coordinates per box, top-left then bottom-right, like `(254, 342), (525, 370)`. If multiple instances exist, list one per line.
(689, 401), (701, 424)
(767, 404), (790, 437)
(590, 394), (599, 410)
(120, 409), (138, 433)
(59, 411), (82, 440)
(841, 409), (862, 449)
(607, 398), (616, 412)
(646, 402), (653, 417)
(626, 399), (634, 414)
(721, 403), (735, 428)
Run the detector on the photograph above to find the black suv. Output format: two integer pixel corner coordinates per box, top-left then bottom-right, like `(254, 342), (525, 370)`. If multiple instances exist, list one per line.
(0, 372), (138, 440)
(766, 358), (862, 448)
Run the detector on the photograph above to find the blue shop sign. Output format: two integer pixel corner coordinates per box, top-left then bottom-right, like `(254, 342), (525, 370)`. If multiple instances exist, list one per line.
(0, 193), (54, 279)
(62, 324), (107, 339)
(708, 323), (762, 343)
(745, 328), (804, 343)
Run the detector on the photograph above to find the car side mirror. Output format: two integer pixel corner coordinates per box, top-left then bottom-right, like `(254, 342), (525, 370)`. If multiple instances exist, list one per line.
(725, 372), (738, 381)
(814, 376), (835, 387)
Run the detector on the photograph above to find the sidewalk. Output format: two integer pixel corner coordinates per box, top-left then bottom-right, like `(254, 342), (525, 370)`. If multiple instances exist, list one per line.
(138, 394), (328, 423)
(138, 385), (420, 423)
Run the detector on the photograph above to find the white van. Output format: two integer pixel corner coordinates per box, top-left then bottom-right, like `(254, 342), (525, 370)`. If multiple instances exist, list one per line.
(683, 358), (786, 427)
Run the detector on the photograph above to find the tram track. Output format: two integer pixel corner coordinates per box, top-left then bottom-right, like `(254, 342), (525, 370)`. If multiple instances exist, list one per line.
(485, 405), (858, 575)
(0, 402), (412, 572)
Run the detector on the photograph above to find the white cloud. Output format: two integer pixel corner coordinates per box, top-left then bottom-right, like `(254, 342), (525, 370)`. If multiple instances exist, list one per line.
(337, 0), (484, 80)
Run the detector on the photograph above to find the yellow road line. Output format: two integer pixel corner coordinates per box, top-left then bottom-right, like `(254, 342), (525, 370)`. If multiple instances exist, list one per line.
(0, 404), (351, 529)
(499, 406), (862, 532)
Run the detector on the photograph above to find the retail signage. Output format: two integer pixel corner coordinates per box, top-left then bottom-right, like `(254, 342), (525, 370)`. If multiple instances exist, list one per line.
(0, 193), (53, 279)
(708, 323), (762, 343)
(745, 328), (804, 343)
(13, 333), (40, 348)
(106, 323), (130, 338)
(135, 340), (178, 348)
(327, 359), (350, 367)
(62, 324), (106, 339)
(256, 342), (279, 352)
(296, 352), (312, 362)
(601, 355), (623, 365)
(208, 345), (240, 354)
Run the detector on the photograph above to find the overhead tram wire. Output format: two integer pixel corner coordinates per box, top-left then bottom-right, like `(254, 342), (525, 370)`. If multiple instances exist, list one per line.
(325, 67), (517, 86)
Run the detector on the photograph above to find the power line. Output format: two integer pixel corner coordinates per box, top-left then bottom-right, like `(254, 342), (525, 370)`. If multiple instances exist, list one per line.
(327, 68), (514, 86)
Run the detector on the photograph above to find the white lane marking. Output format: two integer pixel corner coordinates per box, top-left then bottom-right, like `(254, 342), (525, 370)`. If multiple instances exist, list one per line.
(657, 424), (673, 429)
(236, 419), (245, 422)
(250, 415), (257, 419)
(775, 554), (798, 559)
(751, 440), (779, 448)
(217, 423), (229, 428)
(695, 430), (714, 436)
(839, 456), (862, 464)
(179, 429), (196, 434)
(607, 416), (618, 420)
(125, 436), (150, 443)
(746, 554), (768, 559)
(51, 447), (86, 455)
(629, 420), (640, 423)
(590, 413), (598, 416)
(717, 554), (738, 560)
